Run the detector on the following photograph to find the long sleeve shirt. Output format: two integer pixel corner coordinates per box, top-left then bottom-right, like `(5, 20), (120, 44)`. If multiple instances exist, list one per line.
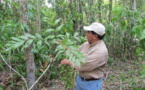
(73, 40), (108, 79)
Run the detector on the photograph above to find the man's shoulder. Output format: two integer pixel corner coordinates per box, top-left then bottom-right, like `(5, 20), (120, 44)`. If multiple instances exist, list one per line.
(82, 41), (89, 46)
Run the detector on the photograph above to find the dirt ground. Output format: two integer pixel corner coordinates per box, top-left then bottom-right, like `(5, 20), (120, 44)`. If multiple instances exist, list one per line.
(1, 59), (145, 90)
(42, 59), (145, 90)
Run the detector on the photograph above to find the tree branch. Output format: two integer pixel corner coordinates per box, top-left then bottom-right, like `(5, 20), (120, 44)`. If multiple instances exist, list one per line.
(0, 52), (59, 90)
(0, 53), (28, 89)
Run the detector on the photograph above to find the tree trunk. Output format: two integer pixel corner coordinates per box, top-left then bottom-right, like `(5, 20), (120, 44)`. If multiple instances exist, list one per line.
(20, 0), (36, 90)
(90, 0), (95, 23)
(98, 0), (102, 22)
(25, 44), (35, 90)
(129, 0), (136, 59)
(36, 0), (41, 33)
(109, 0), (112, 23)
(69, 0), (78, 32)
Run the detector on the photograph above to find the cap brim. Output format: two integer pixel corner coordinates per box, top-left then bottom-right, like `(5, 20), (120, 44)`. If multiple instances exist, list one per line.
(83, 26), (93, 31)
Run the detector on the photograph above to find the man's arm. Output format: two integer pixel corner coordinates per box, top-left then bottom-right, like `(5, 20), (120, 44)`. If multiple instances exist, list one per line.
(61, 50), (108, 72)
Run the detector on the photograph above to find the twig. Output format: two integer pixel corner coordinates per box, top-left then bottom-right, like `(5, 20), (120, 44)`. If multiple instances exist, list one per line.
(120, 79), (122, 90)
(28, 53), (59, 90)
(0, 53), (28, 89)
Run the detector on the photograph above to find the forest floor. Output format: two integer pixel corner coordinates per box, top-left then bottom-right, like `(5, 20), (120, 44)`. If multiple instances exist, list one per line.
(1, 58), (145, 90)
(103, 58), (145, 90)
(43, 58), (145, 90)
(42, 58), (145, 90)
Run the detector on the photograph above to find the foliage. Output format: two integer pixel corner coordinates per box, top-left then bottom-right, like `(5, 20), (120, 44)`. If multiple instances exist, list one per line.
(0, 0), (145, 89)
(1, 3), (86, 88)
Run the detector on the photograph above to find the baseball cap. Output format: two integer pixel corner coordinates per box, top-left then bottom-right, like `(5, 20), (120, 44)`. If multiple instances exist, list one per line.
(83, 22), (105, 36)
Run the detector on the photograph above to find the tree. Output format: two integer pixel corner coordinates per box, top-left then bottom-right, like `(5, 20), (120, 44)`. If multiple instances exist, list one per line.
(20, 0), (36, 89)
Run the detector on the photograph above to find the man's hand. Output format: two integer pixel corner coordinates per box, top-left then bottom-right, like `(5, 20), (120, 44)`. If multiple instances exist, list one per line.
(61, 59), (72, 65)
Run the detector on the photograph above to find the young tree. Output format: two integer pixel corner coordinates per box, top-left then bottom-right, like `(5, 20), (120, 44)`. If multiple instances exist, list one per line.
(20, 0), (35, 89)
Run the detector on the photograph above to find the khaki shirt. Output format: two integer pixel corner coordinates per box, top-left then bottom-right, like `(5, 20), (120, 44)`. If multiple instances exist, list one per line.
(73, 40), (108, 79)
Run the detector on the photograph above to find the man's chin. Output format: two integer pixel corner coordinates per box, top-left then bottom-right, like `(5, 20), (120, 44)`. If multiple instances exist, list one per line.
(88, 42), (92, 44)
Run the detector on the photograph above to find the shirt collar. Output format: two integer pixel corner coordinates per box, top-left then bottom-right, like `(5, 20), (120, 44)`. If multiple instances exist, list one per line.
(90, 40), (102, 47)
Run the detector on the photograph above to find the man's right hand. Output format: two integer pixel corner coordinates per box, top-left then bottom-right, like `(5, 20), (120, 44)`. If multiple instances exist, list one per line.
(61, 59), (72, 65)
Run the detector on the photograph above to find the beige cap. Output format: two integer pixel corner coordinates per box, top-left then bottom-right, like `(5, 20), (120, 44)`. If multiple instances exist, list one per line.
(83, 22), (105, 36)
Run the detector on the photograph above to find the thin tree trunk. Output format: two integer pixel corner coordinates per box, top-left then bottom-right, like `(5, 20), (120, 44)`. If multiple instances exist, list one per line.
(129, 0), (136, 59)
(90, 0), (95, 23)
(77, 0), (83, 33)
(25, 44), (35, 90)
(36, 0), (41, 32)
(69, 0), (78, 32)
(98, 0), (102, 22)
(20, 0), (36, 90)
(109, 0), (112, 23)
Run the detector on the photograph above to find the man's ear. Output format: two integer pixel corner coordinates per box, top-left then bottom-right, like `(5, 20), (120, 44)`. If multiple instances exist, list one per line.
(94, 35), (98, 39)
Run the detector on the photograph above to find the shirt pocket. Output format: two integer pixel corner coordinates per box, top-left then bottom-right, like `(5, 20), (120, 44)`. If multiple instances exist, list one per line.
(87, 48), (97, 55)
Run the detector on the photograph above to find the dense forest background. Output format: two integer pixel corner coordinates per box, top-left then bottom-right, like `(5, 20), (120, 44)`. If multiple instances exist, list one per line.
(0, 0), (145, 90)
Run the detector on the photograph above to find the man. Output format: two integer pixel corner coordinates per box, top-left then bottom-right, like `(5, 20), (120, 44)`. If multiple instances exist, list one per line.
(61, 22), (108, 90)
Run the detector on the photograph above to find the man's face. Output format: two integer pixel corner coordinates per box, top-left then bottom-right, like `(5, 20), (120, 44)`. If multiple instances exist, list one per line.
(86, 31), (96, 44)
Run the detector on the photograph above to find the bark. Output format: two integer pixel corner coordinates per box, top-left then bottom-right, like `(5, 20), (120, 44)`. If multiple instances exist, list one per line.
(98, 0), (102, 22)
(36, 0), (41, 32)
(25, 44), (35, 90)
(78, 0), (82, 13)
(133, 0), (137, 11)
(129, 0), (136, 59)
(69, 0), (78, 32)
(20, 0), (36, 90)
(90, 0), (95, 22)
(109, 0), (112, 23)
(123, 0), (126, 5)
(77, 0), (83, 33)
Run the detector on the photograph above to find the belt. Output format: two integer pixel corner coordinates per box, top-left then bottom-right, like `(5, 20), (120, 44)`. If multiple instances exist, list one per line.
(80, 76), (100, 81)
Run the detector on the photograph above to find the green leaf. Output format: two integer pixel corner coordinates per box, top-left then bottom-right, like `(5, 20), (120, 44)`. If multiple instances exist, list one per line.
(140, 39), (145, 50)
(5, 47), (13, 51)
(76, 60), (81, 67)
(56, 24), (64, 32)
(55, 45), (66, 52)
(65, 49), (71, 56)
(42, 17), (49, 22)
(23, 39), (33, 49)
(140, 29), (145, 40)
(45, 35), (55, 39)
(21, 23), (29, 32)
(54, 19), (60, 26)
(45, 28), (54, 33)
(11, 41), (25, 49)
(5, 43), (12, 47)
(36, 33), (42, 39)
(11, 37), (22, 41)
(56, 35), (64, 38)
(25, 33), (35, 39)
(19, 36), (28, 40)
(37, 40), (42, 46)
(66, 33), (70, 38)
(69, 53), (73, 61)
(74, 32), (79, 37)
(71, 57), (76, 63)
(57, 50), (65, 54)
(44, 40), (50, 46)
(80, 59), (86, 63)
